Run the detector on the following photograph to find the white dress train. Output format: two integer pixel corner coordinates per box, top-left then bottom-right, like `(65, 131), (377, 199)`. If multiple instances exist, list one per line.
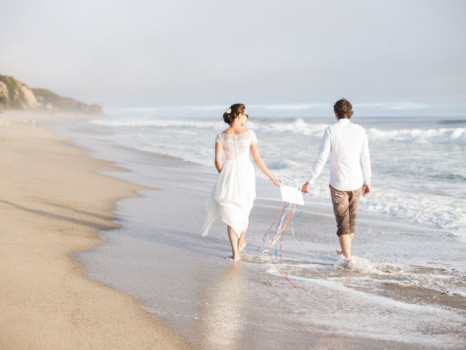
(202, 130), (257, 237)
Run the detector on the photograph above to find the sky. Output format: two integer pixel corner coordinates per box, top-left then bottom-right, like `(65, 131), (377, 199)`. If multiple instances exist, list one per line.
(1, 0), (465, 117)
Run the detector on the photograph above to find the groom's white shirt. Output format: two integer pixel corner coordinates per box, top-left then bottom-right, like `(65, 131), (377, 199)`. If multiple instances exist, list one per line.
(308, 118), (371, 191)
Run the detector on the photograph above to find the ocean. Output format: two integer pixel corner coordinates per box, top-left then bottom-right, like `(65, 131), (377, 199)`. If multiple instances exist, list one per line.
(90, 114), (466, 243)
(53, 114), (466, 349)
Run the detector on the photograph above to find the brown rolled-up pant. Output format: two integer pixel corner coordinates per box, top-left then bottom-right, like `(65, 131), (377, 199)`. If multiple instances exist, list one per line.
(329, 185), (362, 236)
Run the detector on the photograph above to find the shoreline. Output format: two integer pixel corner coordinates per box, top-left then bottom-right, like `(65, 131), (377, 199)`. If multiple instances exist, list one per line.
(12, 112), (463, 349)
(58, 119), (466, 349)
(0, 111), (193, 349)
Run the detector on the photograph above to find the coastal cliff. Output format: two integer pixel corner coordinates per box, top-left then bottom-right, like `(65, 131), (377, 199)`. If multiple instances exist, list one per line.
(0, 74), (104, 115)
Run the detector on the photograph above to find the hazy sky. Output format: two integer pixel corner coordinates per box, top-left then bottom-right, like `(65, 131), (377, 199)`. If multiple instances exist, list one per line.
(1, 0), (465, 116)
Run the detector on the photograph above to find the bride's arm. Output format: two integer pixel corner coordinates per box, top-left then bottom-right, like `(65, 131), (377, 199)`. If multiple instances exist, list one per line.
(214, 142), (223, 173)
(250, 144), (281, 186)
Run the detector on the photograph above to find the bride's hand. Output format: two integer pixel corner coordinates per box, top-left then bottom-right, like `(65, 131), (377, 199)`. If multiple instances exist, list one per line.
(301, 182), (311, 193)
(271, 177), (281, 187)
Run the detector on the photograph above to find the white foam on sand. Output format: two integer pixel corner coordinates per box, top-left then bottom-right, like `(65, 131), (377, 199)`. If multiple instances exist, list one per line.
(264, 263), (465, 347)
(88, 115), (466, 241)
(52, 119), (466, 350)
(334, 255), (381, 273)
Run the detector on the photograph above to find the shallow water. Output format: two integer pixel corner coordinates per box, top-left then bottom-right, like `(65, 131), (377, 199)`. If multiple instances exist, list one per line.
(90, 115), (466, 242)
(51, 119), (466, 349)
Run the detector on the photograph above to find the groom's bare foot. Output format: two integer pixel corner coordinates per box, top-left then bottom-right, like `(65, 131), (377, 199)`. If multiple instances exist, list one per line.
(343, 258), (352, 269)
(239, 240), (247, 252)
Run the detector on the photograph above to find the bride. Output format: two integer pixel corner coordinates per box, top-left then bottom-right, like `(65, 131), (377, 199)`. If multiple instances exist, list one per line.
(202, 103), (281, 260)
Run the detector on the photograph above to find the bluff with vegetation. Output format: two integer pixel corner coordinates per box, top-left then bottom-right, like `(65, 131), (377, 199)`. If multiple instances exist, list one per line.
(0, 74), (104, 115)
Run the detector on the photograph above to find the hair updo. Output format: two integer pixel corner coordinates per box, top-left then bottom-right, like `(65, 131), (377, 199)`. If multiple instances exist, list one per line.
(223, 103), (246, 125)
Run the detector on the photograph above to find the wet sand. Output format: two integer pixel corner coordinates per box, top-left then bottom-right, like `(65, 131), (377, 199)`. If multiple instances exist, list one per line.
(0, 111), (193, 349)
(12, 115), (462, 350)
(55, 121), (466, 349)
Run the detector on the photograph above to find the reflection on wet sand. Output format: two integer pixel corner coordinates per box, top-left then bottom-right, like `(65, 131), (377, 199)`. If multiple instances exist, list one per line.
(200, 263), (245, 349)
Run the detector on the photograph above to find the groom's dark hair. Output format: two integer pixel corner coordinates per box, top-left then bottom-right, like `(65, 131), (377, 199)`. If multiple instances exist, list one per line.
(334, 99), (353, 119)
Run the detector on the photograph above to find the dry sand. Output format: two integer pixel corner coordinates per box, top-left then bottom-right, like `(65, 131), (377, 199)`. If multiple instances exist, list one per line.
(0, 111), (193, 349)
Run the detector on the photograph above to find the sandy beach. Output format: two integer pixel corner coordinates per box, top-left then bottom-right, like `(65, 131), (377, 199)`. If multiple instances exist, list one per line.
(0, 111), (193, 349)
(45, 115), (463, 350)
(2, 111), (463, 350)
(2, 1), (465, 349)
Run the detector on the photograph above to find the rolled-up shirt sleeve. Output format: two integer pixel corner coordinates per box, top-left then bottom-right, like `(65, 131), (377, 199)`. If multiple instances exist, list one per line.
(309, 127), (331, 184)
(360, 130), (371, 185)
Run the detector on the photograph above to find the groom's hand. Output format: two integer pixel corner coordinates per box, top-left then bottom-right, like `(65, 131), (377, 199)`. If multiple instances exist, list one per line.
(362, 184), (371, 197)
(301, 182), (311, 193)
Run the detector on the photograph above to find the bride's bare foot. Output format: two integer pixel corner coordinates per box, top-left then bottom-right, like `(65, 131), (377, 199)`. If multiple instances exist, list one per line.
(238, 240), (247, 252)
(230, 255), (240, 261)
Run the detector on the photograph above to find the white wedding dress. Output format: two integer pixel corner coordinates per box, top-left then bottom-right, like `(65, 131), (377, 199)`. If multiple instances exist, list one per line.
(202, 130), (258, 237)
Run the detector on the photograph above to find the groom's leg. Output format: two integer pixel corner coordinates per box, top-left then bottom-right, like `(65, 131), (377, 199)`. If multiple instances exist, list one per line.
(338, 234), (352, 259)
(348, 187), (362, 237)
(330, 186), (350, 236)
(330, 186), (352, 259)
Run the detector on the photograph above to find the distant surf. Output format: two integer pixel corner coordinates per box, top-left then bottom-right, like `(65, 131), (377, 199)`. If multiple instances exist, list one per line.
(90, 115), (466, 241)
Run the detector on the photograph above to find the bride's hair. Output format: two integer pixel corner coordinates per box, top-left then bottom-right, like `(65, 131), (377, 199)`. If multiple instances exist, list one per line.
(223, 103), (246, 125)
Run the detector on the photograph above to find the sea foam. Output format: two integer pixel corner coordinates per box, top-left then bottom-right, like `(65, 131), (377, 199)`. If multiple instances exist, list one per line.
(89, 115), (466, 241)
(367, 126), (466, 144)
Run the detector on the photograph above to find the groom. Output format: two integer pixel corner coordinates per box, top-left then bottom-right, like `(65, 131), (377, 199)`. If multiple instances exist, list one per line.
(302, 99), (371, 262)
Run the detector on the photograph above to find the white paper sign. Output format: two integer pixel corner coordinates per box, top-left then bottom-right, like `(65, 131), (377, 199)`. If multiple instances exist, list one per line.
(280, 185), (304, 205)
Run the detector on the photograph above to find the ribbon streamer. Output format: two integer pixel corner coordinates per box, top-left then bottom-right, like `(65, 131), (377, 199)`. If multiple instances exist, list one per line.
(259, 202), (307, 290)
